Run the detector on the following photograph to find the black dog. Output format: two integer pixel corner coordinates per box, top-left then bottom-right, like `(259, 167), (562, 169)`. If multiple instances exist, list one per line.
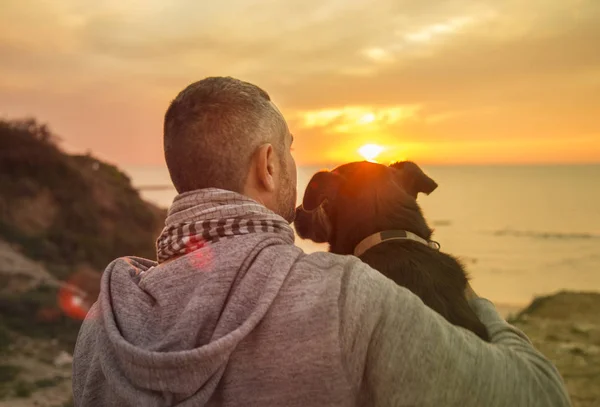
(294, 160), (489, 341)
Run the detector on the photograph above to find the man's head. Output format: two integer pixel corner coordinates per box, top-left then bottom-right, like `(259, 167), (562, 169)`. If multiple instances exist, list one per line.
(164, 77), (297, 222)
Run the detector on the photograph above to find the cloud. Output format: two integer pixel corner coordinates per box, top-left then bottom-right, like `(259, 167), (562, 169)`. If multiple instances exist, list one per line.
(298, 105), (421, 133)
(403, 15), (479, 43)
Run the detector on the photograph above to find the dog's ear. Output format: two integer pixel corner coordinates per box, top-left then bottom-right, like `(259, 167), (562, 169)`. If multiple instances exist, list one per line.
(302, 171), (343, 211)
(390, 161), (438, 198)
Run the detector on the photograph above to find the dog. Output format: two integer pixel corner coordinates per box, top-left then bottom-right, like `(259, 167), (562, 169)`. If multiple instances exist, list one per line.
(294, 160), (489, 341)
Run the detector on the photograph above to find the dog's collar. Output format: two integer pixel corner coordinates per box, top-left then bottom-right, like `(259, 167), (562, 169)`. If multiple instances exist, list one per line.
(354, 230), (441, 257)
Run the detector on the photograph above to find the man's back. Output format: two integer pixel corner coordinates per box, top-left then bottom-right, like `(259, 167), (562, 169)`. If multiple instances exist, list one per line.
(73, 233), (357, 406)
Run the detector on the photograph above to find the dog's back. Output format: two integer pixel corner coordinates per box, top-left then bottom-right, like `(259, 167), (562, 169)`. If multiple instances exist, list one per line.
(360, 241), (489, 341)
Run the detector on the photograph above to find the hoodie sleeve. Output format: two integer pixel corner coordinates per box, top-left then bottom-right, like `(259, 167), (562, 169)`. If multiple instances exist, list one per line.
(338, 258), (571, 407)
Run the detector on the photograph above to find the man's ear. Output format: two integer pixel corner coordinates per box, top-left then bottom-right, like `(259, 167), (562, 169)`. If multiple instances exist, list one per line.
(390, 161), (438, 198)
(302, 171), (343, 211)
(253, 143), (276, 192)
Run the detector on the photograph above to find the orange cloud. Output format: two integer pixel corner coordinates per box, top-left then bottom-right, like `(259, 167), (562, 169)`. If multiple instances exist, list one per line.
(297, 105), (421, 134)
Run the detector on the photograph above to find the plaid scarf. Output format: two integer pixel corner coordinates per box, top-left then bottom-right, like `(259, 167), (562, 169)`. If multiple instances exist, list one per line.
(156, 188), (295, 263)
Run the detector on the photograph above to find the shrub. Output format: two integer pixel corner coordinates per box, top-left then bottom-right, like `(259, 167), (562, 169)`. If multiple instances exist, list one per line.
(14, 380), (34, 398)
(0, 364), (20, 382)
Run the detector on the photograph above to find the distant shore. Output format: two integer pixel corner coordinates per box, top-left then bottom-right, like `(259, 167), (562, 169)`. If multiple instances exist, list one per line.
(493, 303), (526, 319)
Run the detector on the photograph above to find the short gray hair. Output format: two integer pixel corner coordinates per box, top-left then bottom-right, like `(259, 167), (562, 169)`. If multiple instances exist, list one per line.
(164, 77), (288, 193)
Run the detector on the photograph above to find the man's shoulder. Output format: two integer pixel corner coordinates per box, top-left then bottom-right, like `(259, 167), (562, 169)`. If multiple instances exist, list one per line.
(296, 250), (352, 268)
(292, 249), (371, 277)
(291, 248), (395, 289)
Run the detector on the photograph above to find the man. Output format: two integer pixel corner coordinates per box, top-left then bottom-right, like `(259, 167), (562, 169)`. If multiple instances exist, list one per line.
(73, 77), (571, 406)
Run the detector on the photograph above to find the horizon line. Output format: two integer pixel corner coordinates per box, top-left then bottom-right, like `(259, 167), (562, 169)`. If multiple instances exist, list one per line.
(125, 161), (600, 171)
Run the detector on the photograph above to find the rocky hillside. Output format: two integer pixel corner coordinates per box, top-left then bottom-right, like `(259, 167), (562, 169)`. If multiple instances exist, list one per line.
(0, 119), (165, 273)
(510, 291), (600, 407)
(0, 118), (166, 406)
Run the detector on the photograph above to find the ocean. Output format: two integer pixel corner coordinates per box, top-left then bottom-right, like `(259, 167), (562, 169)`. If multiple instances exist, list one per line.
(124, 164), (600, 312)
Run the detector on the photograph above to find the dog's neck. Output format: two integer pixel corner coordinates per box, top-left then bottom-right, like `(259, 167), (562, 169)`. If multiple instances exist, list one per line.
(354, 230), (441, 257)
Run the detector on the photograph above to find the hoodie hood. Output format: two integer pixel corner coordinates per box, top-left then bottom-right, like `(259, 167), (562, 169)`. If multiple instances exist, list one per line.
(95, 234), (303, 406)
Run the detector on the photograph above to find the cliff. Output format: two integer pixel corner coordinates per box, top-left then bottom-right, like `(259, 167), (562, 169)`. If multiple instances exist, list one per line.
(0, 118), (166, 405)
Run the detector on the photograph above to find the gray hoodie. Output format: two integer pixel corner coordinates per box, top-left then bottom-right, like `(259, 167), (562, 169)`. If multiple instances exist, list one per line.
(72, 232), (571, 406)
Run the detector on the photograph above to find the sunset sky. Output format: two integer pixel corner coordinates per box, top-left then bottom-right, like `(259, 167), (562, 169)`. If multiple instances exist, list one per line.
(1, 0), (599, 166)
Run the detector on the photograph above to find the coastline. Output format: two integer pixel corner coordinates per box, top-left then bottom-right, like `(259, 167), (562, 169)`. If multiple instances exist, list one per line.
(493, 302), (526, 319)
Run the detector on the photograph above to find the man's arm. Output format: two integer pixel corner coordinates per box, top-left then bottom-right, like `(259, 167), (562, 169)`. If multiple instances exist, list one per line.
(338, 258), (571, 407)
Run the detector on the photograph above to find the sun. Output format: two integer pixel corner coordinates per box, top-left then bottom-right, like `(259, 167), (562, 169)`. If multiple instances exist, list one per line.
(358, 144), (385, 162)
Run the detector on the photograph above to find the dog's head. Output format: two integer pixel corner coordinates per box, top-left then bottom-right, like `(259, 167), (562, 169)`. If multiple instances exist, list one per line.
(294, 161), (438, 254)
